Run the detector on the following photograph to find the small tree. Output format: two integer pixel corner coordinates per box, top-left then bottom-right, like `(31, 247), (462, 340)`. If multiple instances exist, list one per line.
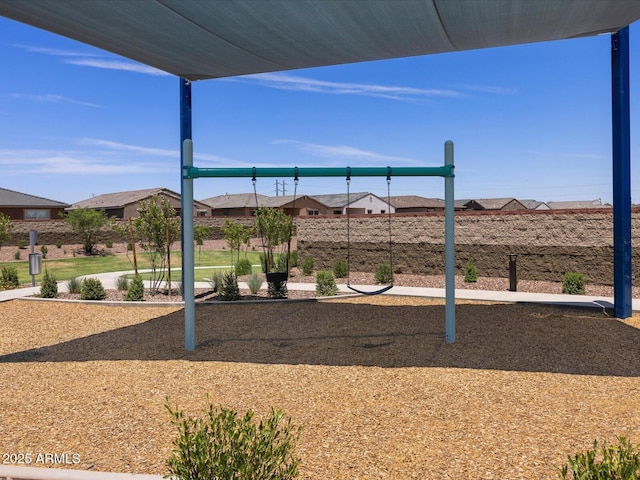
(254, 207), (292, 274)
(222, 219), (252, 266)
(0, 213), (13, 250)
(64, 207), (112, 255)
(133, 196), (181, 295)
(193, 224), (213, 265)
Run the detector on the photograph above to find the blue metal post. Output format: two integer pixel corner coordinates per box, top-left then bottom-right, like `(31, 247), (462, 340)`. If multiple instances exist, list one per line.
(612, 27), (632, 319)
(444, 141), (455, 342)
(180, 78), (196, 350)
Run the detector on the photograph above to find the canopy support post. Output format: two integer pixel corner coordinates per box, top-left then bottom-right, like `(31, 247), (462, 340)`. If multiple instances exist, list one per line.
(444, 140), (455, 342)
(180, 78), (196, 350)
(612, 27), (632, 320)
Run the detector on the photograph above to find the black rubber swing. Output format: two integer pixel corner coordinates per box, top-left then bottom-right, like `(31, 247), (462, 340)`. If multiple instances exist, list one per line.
(253, 167), (298, 284)
(346, 166), (394, 295)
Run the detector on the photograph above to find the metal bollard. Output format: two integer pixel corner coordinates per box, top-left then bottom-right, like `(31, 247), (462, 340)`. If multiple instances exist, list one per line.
(508, 253), (518, 291)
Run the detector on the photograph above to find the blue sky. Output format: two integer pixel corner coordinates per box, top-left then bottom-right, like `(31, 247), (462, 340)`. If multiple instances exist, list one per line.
(0, 16), (638, 205)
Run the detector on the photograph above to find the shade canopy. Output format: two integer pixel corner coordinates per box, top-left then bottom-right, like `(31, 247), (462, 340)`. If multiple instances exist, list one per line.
(1, 0), (640, 81)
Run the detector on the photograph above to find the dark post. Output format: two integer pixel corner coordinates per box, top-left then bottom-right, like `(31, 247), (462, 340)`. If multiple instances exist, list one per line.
(508, 253), (518, 292)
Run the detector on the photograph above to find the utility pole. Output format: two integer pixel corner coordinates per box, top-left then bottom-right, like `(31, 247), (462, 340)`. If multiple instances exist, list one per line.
(275, 180), (279, 197)
(274, 180), (287, 196)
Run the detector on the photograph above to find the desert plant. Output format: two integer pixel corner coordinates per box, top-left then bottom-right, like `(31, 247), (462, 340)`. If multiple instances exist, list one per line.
(39, 270), (58, 298)
(219, 271), (240, 301)
(464, 259), (478, 283)
(66, 277), (82, 294)
(0, 266), (19, 290)
(557, 436), (640, 479)
(316, 270), (338, 296)
(13, 250), (20, 260)
(247, 273), (263, 295)
(105, 239), (113, 248)
(0, 213), (13, 250)
(207, 271), (224, 293)
(55, 240), (62, 248)
(374, 262), (393, 284)
(332, 258), (348, 278)
(64, 207), (112, 255)
(80, 277), (106, 300)
(562, 272), (585, 295)
(116, 274), (130, 291)
(165, 398), (301, 480)
(125, 275), (145, 301)
(301, 257), (314, 275)
(17, 240), (27, 249)
(40, 245), (48, 259)
(290, 250), (298, 268)
(235, 257), (253, 276)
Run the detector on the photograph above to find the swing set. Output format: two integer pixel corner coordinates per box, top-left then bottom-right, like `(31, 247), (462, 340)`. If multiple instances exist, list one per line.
(181, 140), (456, 349)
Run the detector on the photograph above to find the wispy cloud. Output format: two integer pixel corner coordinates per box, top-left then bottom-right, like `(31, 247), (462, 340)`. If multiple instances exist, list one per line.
(16, 44), (169, 76)
(8, 93), (100, 108)
(274, 140), (425, 166)
(456, 84), (518, 95)
(235, 73), (461, 102)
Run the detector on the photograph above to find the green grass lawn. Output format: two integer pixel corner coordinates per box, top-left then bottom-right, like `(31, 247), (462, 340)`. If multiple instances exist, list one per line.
(0, 250), (264, 285)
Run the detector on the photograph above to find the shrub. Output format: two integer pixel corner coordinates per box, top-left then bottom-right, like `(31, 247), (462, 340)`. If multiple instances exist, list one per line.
(0, 266), (19, 290)
(234, 257), (253, 276)
(66, 277), (82, 294)
(13, 250), (20, 260)
(301, 257), (314, 276)
(208, 271), (224, 293)
(268, 280), (288, 299)
(247, 273), (263, 295)
(105, 239), (113, 248)
(55, 240), (62, 248)
(219, 271), (240, 301)
(557, 436), (640, 479)
(125, 275), (145, 301)
(316, 270), (338, 296)
(374, 262), (393, 284)
(290, 250), (298, 268)
(332, 258), (348, 278)
(18, 240), (27, 249)
(80, 277), (106, 300)
(464, 259), (478, 283)
(562, 272), (585, 295)
(276, 253), (288, 272)
(165, 398), (302, 480)
(40, 270), (58, 298)
(40, 245), (48, 259)
(116, 274), (130, 291)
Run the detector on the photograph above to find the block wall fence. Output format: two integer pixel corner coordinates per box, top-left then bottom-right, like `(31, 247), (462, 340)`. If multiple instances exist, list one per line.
(5, 209), (640, 285)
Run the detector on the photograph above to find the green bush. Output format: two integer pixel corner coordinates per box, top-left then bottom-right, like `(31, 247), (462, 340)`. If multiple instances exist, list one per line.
(557, 436), (640, 479)
(40, 245), (48, 259)
(247, 273), (263, 295)
(276, 253), (288, 272)
(332, 258), (348, 278)
(105, 239), (113, 248)
(464, 259), (478, 283)
(66, 277), (82, 294)
(13, 250), (20, 260)
(267, 280), (288, 299)
(55, 240), (62, 248)
(116, 274), (130, 291)
(165, 398), (301, 480)
(301, 257), (314, 275)
(125, 275), (145, 301)
(316, 270), (338, 296)
(17, 240), (27, 250)
(1, 266), (19, 290)
(562, 272), (585, 295)
(219, 271), (240, 301)
(80, 277), (106, 300)
(40, 270), (58, 298)
(374, 262), (393, 284)
(234, 257), (253, 276)
(290, 250), (298, 268)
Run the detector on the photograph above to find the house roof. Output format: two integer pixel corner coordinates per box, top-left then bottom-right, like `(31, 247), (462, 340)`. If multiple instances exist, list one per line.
(2, 2), (638, 81)
(388, 195), (445, 209)
(547, 200), (608, 209)
(71, 187), (209, 210)
(0, 187), (69, 208)
(201, 193), (269, 209)
(519, 199), (549, 209)
(311, 192), (372, 209)
(465, 198), (525, 210)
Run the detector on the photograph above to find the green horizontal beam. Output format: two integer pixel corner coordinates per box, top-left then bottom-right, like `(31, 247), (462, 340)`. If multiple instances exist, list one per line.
(184, 165), (454, 179)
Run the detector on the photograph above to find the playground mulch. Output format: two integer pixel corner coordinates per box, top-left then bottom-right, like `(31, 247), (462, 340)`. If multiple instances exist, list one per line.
(1, 297), (640, 479)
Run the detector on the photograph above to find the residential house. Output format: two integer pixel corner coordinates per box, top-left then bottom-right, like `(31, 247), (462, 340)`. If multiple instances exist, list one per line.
(311, 192), (394, 215)
(203, 193), (269, 217)
(69, 187), (211, 218)
(547, 199), (609, 210)
(519, 199), (551, 210)
(388, 195), (468, 213)
(0, 187), (70, 220)
(262, 195), (329, 216)
(459, 198), (527, 211)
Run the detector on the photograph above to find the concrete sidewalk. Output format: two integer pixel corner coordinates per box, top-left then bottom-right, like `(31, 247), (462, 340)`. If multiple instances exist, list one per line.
(1, 269), (638, 312)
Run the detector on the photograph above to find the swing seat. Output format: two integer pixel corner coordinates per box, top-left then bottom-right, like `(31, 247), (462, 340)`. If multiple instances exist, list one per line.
(266, 272), (288, 284)
(347, 284), (393, 296)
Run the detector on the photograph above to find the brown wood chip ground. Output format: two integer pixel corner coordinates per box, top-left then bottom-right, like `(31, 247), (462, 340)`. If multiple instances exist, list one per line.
(0, 297), (639, 479)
